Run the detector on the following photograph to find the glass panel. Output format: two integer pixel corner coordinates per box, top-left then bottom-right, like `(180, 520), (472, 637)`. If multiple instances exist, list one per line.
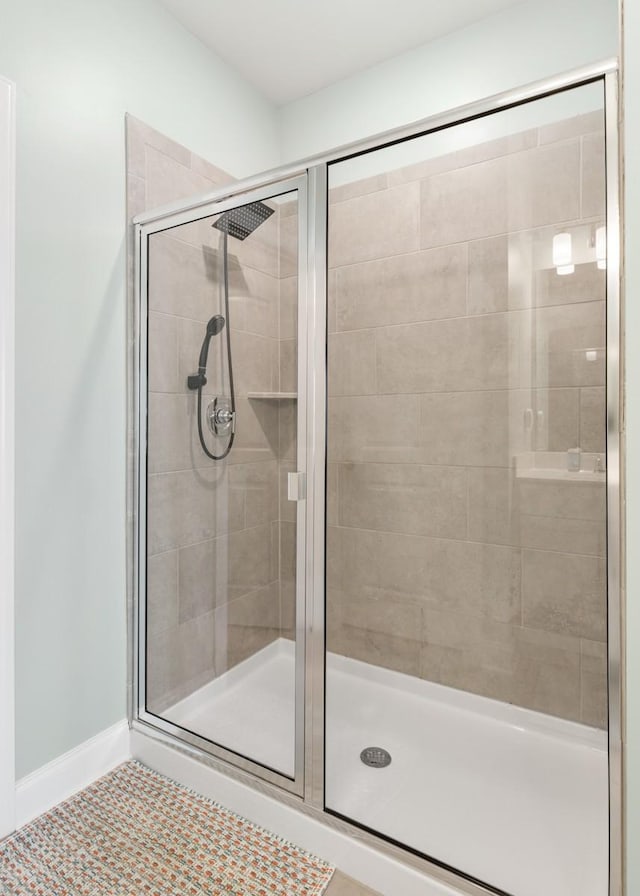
(325, 83), (608, 896)
(145, 189), (299, 779)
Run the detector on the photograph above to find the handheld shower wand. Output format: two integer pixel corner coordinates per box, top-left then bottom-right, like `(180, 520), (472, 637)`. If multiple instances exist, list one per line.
(187, 315), (225, 390)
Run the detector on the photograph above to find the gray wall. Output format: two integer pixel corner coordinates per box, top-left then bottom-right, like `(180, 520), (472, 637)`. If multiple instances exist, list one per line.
(279, 0), (618, 161)
(0, 0), (280, 778)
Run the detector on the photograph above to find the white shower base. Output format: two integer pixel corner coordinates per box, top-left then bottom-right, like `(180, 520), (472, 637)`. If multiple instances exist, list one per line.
(166, 638), (608, 896)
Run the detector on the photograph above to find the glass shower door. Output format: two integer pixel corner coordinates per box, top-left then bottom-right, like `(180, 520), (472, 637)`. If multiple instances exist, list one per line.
(139, 177), (305, 790)
(324, 83), (609, 896)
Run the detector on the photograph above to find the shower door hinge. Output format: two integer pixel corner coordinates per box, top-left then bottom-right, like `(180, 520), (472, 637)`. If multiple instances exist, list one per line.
(287, 472), (307, 502)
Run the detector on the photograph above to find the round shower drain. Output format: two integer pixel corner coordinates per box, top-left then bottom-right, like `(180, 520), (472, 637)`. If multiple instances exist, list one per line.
(360, 747), (392, 768)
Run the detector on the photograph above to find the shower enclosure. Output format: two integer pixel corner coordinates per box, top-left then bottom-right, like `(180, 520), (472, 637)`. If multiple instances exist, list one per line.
(131, 62), (621, 896)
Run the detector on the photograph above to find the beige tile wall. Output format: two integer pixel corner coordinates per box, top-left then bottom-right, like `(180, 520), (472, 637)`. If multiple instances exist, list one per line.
(326, 111), (608, 727)
(127, 118), (298, 712)
(128, 110), (608, 730)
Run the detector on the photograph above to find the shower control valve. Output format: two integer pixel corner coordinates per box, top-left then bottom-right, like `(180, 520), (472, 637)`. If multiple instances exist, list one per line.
(207, 396), (236, 436)
(214, 406), (234, 427)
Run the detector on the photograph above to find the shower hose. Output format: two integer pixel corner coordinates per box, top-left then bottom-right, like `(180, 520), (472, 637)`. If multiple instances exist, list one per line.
(196, 230), (235, 461)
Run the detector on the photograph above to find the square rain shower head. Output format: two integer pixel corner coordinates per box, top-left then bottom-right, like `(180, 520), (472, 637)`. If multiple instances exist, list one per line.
(212, 200), (275, 241)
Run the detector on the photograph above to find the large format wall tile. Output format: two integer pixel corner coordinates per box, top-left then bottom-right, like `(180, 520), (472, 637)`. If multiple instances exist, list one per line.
(228, 523), (277, 601)
(534, 262), (605, 309)
(518, 511), (606, 558)
(467, 467), (606, 556)
(385, 150), (460, 187)
(277, 400), (297, 462)
(231, 460), (278, 529)
(329, 182), (420, 267)
(419, 391), (509, 466)
(279, 209), (298, 279)
(538, 111), (603, 145)
(148, 232), (217, 322)
(420, 156), (509, 247)
(140, 115), (608, 726)
(375, 313), (515, 394)
(522, 549), (606, 640)
(231, 331), (278, 395)
(147, 610), (216, 710)
(218, 584), (280, 670)
(279, 339), (297, 393)
(328, 331), (377, 396)
(329, 526), (521, 625)
(127, 115), (191, 178)
(327, 588), (423, 676)
(328, 394), (420, 464)
(537, 387), (580, 452)
(279, 276), (298, 340)
(226, 262), (279, 339)
(535, 300), (605, 388)
(148, 312), (179, 393)
(145, 144), (213, 209)
(516, 478), (605, 522)
(329, 172), (388, 204)
(147, 468), (221, 555)
(334, 244), (467, 331)
(507, 140), (581, 231)
(337, 462), (467, 540)
(455, 129), (538, 167)
(147, 550), (178, 637)
(147, 393), (192, 474)
(175, 611), (216, 692)
(467, 236), (508, 315)
(325, 114), (607, 727)
(178, 538), (226, 622)
(420, 607), (582, 720)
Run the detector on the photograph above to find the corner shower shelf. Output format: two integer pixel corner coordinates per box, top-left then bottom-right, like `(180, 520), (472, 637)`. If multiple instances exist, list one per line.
(515, 451), (606, 484)
(247, 392), (297, 400)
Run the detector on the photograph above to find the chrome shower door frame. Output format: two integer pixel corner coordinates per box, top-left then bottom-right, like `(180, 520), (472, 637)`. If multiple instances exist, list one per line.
(132, 174), (310, 798)
(129, 58), (623, 896)
(303, 63), (623, 896)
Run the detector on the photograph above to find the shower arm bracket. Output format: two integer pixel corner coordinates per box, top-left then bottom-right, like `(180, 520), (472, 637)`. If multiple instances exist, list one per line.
(187, 372), (207, 390)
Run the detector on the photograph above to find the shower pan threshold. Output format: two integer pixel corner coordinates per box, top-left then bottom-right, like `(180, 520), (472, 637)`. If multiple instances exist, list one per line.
(164, 638), (607, 896)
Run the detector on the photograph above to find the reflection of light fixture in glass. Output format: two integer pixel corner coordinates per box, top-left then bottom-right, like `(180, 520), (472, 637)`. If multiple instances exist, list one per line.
(596, 225), (607, 270)
(553, 232), (574, 275)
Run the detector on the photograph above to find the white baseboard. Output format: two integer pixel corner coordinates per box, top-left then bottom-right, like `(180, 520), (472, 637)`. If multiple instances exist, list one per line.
(15, 720), (131, 828)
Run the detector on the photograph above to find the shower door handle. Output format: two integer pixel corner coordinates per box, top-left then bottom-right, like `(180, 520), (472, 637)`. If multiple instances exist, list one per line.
(288, 472), (306, 501)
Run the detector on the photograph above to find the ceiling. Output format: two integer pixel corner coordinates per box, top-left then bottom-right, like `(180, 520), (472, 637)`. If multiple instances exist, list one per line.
(158, 0), (526, 105)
